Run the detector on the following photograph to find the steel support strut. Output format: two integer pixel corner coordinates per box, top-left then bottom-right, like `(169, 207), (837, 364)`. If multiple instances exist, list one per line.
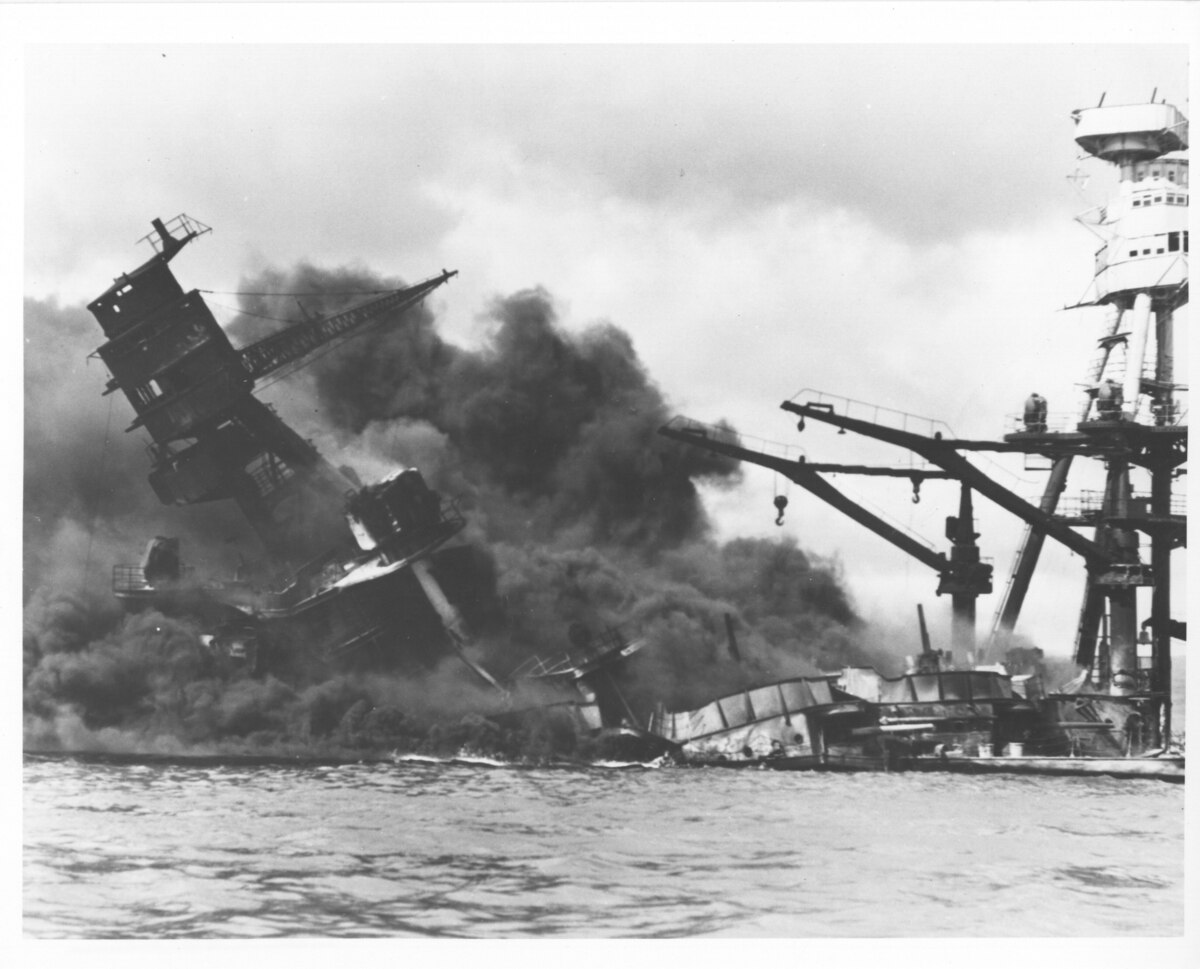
(1149, 442), (1175, 744)
(659, 425), (950, 572)
(780, 400), (1114, 570)
(990, 455), (1073, 652)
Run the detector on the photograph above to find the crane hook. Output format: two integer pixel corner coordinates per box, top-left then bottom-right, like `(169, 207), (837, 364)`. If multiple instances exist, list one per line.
(911, 477), (922, 504)
(796, 417), (806, 432)
(773, 494), (788, 526)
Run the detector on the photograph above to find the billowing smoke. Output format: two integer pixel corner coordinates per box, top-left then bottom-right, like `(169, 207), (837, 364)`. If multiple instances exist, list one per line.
(240, 267), (735, 551)
(24, 299), (265, 600)
(24, 261), (891, 761)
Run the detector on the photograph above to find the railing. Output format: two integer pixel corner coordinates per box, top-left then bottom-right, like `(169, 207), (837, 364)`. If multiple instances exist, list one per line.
(137, 213), (212, 253)
(1052, 492), (1106, 522)
(660, 416), (805, 465)
(781, 391), (1030, 490)
(112, 565), (152, 593)
(1004, 410), (1080, 434)
(112, 564), (194, 593)
(1054, 490), (1186, 521)
(789, 389), (956, 440)
(1005, 393), (1188, 433)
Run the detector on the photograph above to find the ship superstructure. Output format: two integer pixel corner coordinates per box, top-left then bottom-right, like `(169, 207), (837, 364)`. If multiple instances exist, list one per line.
(658, 96), (1187, 775)
(997, 96), (1187, 741)
(90, 216), (477, 674)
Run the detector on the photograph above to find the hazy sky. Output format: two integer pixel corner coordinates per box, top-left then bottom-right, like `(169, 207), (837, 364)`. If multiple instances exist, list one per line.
(12, 5), (1193, 657)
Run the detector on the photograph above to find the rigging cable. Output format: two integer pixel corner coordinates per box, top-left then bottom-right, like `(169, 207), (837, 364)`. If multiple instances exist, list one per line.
(198, 289), (397, 297)
(206, 301), (297, 325)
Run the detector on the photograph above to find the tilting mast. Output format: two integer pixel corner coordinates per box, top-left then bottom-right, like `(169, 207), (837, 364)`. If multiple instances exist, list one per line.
(91, 215), (457, 567)
(89, 215), (473, 672)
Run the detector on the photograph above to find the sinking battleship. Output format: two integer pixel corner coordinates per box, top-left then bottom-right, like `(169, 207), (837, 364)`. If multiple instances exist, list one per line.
(86, 97), (1185, 780)
(91, 215), (474, 674)
(87, 214), (671, 759)
(658, 95), (1187, 782)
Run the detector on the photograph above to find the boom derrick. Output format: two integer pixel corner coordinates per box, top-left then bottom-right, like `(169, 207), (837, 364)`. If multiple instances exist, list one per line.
(780, 399), (1117, 571)
(659, 417), (992, 654)
(238, 270), (457, 382)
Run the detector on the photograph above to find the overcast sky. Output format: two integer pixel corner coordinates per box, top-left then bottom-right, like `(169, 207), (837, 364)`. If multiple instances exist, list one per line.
(12, 5), (1193, 658)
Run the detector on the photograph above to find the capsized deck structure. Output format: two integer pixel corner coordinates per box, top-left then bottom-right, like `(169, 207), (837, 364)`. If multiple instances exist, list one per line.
(647, 676), (881, 770)
(645, 663), (1183, 781)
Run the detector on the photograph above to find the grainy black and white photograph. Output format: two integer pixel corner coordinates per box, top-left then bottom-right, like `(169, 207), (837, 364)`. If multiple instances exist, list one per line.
(11, 1), (1194, 956)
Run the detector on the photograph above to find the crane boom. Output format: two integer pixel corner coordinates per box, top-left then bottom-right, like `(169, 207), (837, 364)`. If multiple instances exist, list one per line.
(239, 270), (458, 381)
(659, 420), (949, 573)
(661, 417), (993, 655)
(781, 400), (1114, 568)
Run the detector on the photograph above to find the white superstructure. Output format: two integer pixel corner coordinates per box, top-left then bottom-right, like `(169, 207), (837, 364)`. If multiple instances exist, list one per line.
(1073, 102), (1187, 306)
(1071, 99), (1188, 420)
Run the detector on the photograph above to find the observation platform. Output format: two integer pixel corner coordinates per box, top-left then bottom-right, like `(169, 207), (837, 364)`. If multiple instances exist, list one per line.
(1072, 101), (1188, 161)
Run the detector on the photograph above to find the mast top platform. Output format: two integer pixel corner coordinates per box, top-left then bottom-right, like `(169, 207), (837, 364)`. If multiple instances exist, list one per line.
(1072, 101), (1188, 162)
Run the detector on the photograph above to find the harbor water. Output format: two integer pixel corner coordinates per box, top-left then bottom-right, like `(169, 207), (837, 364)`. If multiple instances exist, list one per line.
(23, 753), (1183, 939)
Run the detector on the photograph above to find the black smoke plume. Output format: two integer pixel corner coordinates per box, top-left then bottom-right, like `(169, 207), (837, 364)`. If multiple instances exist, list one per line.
(24, 262), (890, 761)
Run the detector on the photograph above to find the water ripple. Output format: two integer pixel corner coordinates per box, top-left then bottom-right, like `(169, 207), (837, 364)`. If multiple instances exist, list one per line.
(23, 755), (1184, 938)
